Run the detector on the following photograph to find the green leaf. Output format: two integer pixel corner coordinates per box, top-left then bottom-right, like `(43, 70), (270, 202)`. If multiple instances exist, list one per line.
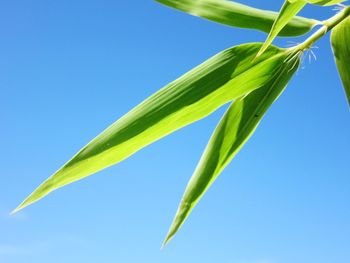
(163, 50), (301, 246)
(156, 0), (318, 36)
(257, 0), (307, 57)
(14, 43), (292, 213)
(307, 0), (344, 6)
(331, 16), (350, 107)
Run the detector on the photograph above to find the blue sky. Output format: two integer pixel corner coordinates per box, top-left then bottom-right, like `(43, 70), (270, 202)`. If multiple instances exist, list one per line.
(1, 1), (349, 262)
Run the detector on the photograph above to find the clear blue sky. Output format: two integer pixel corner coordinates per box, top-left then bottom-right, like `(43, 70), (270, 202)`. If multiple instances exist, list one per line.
(1, 1), (349, 262)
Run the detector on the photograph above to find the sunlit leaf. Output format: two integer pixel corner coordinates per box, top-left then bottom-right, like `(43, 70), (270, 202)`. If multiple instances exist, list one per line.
(307, 0), (344, 6)
(163, 49), (302, 246)
(331, 16), (350, 107)
(156, 0), (318, 36)
(14, 43), (292, 213)
(257, 0), (307, 57)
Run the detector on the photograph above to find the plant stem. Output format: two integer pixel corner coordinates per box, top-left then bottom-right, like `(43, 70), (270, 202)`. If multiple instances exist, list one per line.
(293, 5), (350, 51)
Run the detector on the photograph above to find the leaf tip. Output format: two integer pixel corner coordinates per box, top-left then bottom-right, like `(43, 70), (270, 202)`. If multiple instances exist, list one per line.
(11, 176), (57, 215)
(11, 195), (37, 215)
(161, 201), (193, 247)
(10, 208), (20, 216)
(160, 240), (168, 250)
(161, 231), (174, 249)
(11, 201), (28, 215)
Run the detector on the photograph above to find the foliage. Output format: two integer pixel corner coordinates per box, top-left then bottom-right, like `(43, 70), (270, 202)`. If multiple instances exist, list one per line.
(331, 16), (350, 105)
(14, 0), (350, 247)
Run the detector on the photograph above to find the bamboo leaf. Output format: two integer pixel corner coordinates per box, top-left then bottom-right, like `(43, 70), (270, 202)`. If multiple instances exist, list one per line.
(258, 0), (345, 57)
(163, 50), (301, 246)
(14, 43), (292, 213)
(156, 0), (318, 36)
(257, 0), (307, 57)
(331, 16), (350, 107)
(307, 0), (344, 5)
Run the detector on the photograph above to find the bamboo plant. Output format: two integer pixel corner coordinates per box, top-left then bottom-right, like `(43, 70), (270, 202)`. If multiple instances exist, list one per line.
(13, 0), (350, 246)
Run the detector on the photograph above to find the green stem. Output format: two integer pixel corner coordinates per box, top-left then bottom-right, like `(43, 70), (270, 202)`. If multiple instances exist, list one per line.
(293, 5), (350, 51)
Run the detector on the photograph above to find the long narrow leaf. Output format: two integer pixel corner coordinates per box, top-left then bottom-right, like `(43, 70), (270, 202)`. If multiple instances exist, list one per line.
(14, 43), (292, 213)
(308, 0), (344, 5)
(331, 16), (350, 107)
(257, 0), (307, 57)
(163, 50), (301, 245)
(254, 0), (342, 57)
(156, 0), (318, 36)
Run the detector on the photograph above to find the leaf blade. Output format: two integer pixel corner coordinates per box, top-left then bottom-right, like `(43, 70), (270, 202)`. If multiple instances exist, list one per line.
(307, 0), (344, 6)
(257, 0), (307, 57)
(331, 16), (350, 107)
(14, 43), (291, 213)
(156, 0), (318, 36)
(163, 50), (301, 245)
